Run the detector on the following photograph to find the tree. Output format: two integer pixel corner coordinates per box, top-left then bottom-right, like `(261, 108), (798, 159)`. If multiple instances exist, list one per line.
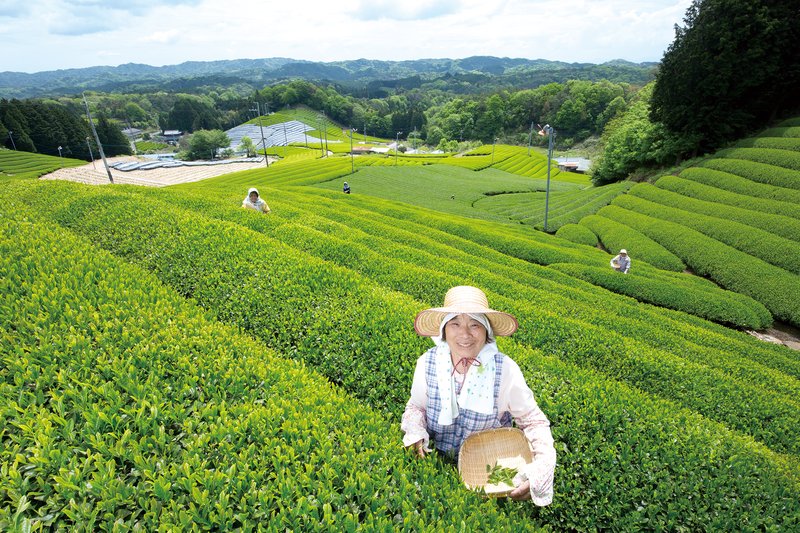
(238, 135), (256, 157)
(592, 84), (696, 185)
(186, 129), (230, 160)
(95, 113), (133, 157)
(651, 0), (800, 153)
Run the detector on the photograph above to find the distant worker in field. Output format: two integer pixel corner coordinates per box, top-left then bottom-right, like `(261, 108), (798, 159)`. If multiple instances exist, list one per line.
(343, 181), (351, 194)
(242, 187), (271, 214)
(402, 285), (556, 505)
(610, 249), (630, 274)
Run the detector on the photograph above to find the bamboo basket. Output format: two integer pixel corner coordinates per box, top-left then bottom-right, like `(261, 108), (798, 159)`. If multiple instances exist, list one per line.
(458, 427), (532, 497)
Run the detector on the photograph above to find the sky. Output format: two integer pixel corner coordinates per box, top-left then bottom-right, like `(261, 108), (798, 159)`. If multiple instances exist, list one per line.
(0, 0), (692, 74)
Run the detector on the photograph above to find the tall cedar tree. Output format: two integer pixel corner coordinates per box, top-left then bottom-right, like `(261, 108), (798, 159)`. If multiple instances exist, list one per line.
(96, 113), (133, 157)
(651, 0), (800, 153)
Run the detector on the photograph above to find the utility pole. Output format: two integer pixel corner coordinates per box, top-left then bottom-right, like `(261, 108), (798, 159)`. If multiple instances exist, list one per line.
(538, 124), (556, 232)
(86, 137), (96, 169)
(83, 92), (114, 183)
(527, 121), (535, 156)
(349, 126), (357, 174)
(7, 130), (16, 150)
(491, 137), (498, 164)
(251, 102), (269, 167)
(282, 122), (288, 158)
(395, 131), (402, 166)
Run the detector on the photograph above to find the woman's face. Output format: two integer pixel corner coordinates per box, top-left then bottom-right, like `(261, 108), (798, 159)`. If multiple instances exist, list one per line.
(249, 192), (258, 202)
(444, 314), (487, 360)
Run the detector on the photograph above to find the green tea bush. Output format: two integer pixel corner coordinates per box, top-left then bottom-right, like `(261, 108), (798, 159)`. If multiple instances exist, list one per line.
(713, 147), (800, 172)
(7, 179), (800, 529)
(0, 150), (84, 179)
(579, 214), (686, 272)
(757, 126), (800, 137)
(675, 168), (800, 207)
(554, 223), (598, 247)
(15, 182), (799, 455)
(737, 137), (800, 152)
(598, 203), (800, 326)
(618, 187), (800, 274)
(700, 158), (800, 190)
(547, 262), (771, 328)
(0, 215), (541, 531)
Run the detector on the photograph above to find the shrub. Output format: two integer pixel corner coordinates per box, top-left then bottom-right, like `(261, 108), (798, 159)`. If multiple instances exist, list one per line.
(598, 203), (800, 326)
(579, 214), (685, 272)
(555, 223), (598, 247)
(619, 187), (800, 274)
(700, 157), (800, 190)
(676, 167), (800, 207)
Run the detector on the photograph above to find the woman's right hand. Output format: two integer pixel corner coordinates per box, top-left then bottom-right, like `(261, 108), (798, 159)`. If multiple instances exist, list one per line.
(413, 440), (427, 458)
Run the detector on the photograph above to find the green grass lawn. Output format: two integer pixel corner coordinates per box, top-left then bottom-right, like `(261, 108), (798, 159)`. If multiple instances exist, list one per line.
(313, 164), (582, 223)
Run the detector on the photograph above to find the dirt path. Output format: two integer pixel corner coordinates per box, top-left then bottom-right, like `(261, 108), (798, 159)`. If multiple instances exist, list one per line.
(41, 156), (271, 187)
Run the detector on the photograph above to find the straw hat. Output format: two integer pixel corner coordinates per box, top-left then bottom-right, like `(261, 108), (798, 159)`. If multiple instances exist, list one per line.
(619, 249), (627, 254)
(414, 286), (518, 337)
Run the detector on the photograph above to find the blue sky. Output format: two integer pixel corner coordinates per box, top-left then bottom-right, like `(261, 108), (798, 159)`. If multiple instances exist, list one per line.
(0, 0), (692, 74)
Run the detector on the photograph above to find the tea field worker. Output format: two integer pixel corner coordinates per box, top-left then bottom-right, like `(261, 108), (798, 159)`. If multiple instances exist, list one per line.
(401, 285), (556, 505)
(242, 187), (271, 214)
(610, 249), (630, 274)
(343, 181), (351, 194)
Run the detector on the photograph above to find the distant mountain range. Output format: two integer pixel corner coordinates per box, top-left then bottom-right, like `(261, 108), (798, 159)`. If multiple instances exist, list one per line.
(0, 56), (658, 98)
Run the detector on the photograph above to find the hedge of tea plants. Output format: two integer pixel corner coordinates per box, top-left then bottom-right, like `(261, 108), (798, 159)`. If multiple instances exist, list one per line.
(579, 214), (686, 272)
(5, 177), (800, 529)
(0, 149), (84, 179)
(547, 262), (772, 327)
(554, 223), (598, 247)
(713, 147), (800, 171)
(14, 180), (796, 450)
(597, 203), (800, 326)
(621, 185), (800, 269)
(0, 210), (544, 531)
(700, 157), (800, 189)
(666, 170), (800, 214)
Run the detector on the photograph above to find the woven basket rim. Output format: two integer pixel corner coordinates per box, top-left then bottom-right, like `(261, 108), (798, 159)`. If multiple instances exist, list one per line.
(457, 427), (532, 497)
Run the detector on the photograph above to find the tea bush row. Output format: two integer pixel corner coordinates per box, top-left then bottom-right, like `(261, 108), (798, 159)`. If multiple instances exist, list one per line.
(701, 157), (800, 189)
(547, 262), (771, 329)
(554, 223), (598, 247)
(17, 181), (800, 458)
(674, 168), (800, 209)
(9, 181), (800, 529)
(737, 137), (800, 152)
(597, 203), (800, 326)
(579, 214), (686, 272)
(714, 147), (800, 171)
(0, 213), (539, 531)
(617, 189), (800, 274)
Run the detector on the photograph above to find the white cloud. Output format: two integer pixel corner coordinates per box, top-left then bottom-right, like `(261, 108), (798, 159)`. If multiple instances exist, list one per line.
(0, 0), (692, 73)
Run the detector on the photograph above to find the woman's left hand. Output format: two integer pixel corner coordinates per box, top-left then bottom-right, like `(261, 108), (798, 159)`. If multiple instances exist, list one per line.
(509, 480), (531, 501)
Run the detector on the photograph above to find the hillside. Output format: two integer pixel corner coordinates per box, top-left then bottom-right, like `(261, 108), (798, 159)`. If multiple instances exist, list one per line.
(2, 116), (800, 528)
(0, 56), (656, 98)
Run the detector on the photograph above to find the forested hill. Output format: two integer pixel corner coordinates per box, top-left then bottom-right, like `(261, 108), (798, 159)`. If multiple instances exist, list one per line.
(0, 57), (656, 98)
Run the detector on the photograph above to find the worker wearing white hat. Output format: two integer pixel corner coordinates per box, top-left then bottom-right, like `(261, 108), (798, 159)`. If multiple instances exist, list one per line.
(610, 249), (630, 274)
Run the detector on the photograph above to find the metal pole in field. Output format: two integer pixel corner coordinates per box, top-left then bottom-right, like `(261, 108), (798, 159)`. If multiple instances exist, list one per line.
(350, 127), (354, 173)
(527, 121), (534, 156)
(7, 130), (16, 150)
(491, 137), (497, 164)
(251, 102), (269, 167)
(86, 137), (96, 169)
(83, 92), (114, 183)
(395, 131), (402, 166)
(282, 122), (288, 158)
(540, 124), (556, 232)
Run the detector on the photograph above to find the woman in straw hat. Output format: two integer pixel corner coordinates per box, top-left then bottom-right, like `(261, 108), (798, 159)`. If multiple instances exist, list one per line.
(401, 286), (556, 505)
